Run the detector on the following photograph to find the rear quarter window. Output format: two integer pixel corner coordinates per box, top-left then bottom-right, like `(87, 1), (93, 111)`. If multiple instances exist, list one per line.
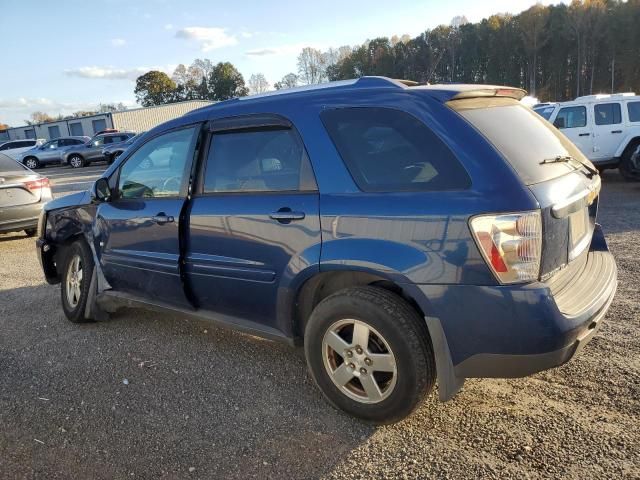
(320, 107), (470, 192)
(627, 101), (640, 123)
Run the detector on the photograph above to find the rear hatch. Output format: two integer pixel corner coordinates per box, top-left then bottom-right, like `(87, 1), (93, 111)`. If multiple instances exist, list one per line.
(447, 93), (601, 280)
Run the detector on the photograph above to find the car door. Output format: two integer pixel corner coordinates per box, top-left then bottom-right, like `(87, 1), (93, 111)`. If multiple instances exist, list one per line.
(39, 140), (60, 163)
(592, 102), (623, 161)
(185, 115), (321, 332)
(96, 125), (201, 307)
(552, 105), (593, 158)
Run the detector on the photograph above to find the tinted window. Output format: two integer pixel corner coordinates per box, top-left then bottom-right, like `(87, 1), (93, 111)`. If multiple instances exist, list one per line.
(118, 127), (196, 199)
(204, 128), (316, 193)
(44, 140), (59, 149)
(321, 107), (469, 192)
(594, 103), (622, 125)
(554, 106), (586, 129)
(453, 97), (590, 185)
(0, 153), (26, 172)
(627, 102), (640, 123)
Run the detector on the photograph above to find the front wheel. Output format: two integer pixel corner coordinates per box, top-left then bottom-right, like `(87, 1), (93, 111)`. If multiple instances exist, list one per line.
(304, 286), (436, 424)
(61, 240), (95, 323)
(68, 154), (84, 168)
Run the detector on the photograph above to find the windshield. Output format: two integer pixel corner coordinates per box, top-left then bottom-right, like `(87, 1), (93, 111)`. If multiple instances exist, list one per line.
(449, 97), (592, 185)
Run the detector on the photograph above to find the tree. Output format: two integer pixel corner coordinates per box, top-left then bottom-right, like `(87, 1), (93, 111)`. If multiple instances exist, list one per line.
(99, 103), (127, 113)
(0, 122), (8, 131)
(248, 73), (270, 94)
(208, 62), (249, 101)
(26, 112), (56, 125)
(297, 47), (327, 84)
(519, 4), (549, 96)
(274, 73), (299, 90)
(134, 71), (177, 107)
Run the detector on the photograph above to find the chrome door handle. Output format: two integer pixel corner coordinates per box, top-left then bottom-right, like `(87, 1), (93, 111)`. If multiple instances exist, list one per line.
(151, 214), (174, 225)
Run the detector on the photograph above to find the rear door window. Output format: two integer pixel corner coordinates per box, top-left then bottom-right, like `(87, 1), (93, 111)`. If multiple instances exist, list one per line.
(627, 102), (640, 122)
(204, 128), (316, 193)
(320, 107), (470, 192)
(554, 106), (587, 129)
(594, 103), (622, 125)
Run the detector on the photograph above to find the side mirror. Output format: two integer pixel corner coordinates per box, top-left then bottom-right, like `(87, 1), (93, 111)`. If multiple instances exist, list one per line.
(92, 178), (111, 202)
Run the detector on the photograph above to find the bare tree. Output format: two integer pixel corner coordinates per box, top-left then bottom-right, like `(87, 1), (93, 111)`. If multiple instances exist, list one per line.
(248, 73), (270, 94)
(297, 47), (326, 84)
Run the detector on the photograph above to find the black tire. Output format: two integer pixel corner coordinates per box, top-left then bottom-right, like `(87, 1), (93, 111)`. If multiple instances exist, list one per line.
(304, 286), (436, 424)
(60, 240), (95, 323)
(68, 154), (85, 168)
(24, 228), (37, 237)
(23, 157), (40, 169)
(619, 141), (640, 181)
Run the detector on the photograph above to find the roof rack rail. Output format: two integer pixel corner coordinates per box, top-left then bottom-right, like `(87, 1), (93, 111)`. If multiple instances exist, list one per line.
(238, 76), (407, 101)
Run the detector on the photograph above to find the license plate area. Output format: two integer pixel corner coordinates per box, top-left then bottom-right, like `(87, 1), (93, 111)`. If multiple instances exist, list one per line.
(569, 207), (591, 260)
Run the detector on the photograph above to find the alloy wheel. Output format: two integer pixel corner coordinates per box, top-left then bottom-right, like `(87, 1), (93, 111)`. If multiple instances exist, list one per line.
(70, 156), (82, 168)
(25, 158), (37, 169)
(322, 319), (397, 404)
(65, 254), (83, 308)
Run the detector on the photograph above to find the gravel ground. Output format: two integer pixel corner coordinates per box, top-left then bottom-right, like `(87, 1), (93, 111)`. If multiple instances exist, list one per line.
(0, 170), (638, 479)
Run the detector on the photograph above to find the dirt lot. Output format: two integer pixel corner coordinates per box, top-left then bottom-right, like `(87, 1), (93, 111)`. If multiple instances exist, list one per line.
(0, 170), (638, 479)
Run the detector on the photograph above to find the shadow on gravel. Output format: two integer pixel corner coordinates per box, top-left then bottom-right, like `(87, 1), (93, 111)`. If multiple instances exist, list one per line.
(0, 231), (33, 243)
(0, 284), (376, 479)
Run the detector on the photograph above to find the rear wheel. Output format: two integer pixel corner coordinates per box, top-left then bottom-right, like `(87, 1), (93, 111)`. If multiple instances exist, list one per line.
(68, 154), (84, 168)
(61, 240), (95, 323)
(619, 141), (640, 181)
(304, 286), (436, 424)
(23, 157), (39, 169)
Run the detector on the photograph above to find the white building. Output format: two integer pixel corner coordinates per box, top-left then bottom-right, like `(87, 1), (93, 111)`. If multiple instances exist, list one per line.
(0, 100), (212, 142)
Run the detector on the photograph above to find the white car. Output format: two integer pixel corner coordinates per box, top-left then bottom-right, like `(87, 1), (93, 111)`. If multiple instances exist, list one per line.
(534, 93), (640, 179)
(0, 139), (46, 160)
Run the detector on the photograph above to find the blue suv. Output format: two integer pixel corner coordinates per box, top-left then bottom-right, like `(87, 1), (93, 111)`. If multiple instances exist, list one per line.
(36, 77), (617, 423)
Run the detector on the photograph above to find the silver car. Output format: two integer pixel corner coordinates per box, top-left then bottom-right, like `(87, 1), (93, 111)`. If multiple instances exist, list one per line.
(63, 132), (135, 168)
(19, 136), (90, 169)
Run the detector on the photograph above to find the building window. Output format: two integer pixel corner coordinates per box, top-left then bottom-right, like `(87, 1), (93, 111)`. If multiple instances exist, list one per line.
(24, 129), (36, 139)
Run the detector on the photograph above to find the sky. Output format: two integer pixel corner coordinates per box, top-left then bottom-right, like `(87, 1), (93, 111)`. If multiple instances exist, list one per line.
(0, 0), (561, 126)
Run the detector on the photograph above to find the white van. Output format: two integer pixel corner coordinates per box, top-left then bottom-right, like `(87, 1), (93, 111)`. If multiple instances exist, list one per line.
(534, 93), (640, 178)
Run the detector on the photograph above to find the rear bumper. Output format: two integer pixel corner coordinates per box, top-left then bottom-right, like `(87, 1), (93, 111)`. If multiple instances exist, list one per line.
(413, 224), (617, 380)
(0, 202), (43, 233)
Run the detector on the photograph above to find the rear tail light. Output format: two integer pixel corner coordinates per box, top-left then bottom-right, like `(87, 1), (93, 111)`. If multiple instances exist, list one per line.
(24, 178), (50, 191)
(470, 210), (542, 284)
(24, 178), (51, 198)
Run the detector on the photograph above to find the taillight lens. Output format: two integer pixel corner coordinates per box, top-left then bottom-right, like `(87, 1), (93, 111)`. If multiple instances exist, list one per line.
(24, 178), (50, 191)
(470, 210), (542, 284)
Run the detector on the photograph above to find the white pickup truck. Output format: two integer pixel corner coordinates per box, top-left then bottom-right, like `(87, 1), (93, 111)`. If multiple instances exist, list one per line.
(534, 93), (640, 180)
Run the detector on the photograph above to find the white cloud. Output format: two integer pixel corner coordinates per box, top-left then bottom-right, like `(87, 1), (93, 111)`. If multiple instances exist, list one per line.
(175, 26), (237, 52)
(164, 23), (174, 30)
(111, 38), (127, 47)
(64, 65), (175, 81)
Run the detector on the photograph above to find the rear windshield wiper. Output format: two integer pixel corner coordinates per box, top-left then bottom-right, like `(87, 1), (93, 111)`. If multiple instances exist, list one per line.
(540, 155), (598, 177)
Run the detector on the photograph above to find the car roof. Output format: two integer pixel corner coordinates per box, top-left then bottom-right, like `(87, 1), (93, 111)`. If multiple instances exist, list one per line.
(174, 76), (526, 131)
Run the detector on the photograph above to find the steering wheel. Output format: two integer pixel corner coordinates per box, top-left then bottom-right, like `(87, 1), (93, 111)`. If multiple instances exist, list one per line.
(161, 176), (181, 192)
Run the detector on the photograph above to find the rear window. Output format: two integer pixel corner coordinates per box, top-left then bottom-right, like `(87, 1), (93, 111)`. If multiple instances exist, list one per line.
(0, 153), (26, 172)
(594, 103), (622, 125)
(450, 97), (589, 185)
(321, 107), (470, 192)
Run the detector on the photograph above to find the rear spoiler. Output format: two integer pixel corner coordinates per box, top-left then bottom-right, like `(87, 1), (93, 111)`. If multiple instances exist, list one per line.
(449, 87), (527, 101)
